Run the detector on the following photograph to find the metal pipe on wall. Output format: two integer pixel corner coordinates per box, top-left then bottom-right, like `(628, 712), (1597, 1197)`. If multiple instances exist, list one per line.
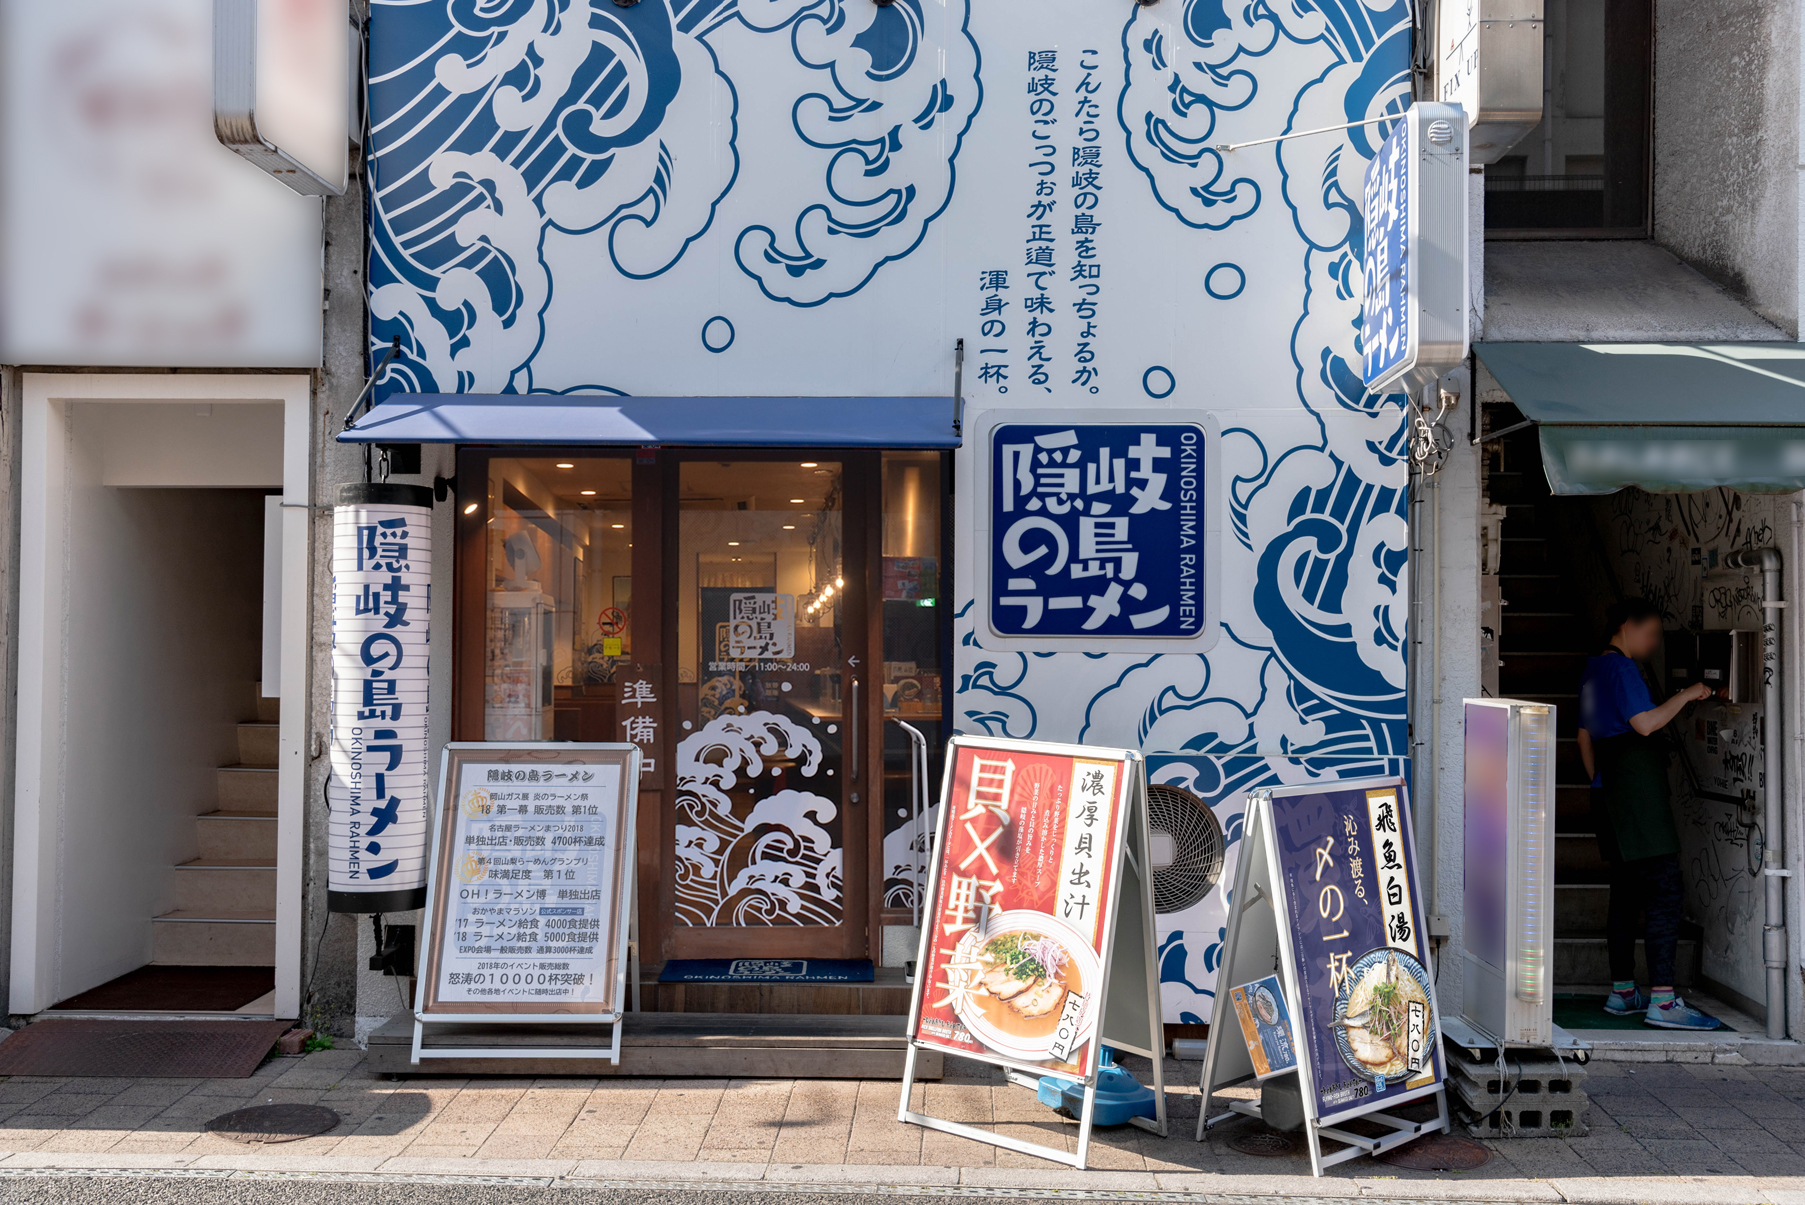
(1726, 546), (1787, 1040)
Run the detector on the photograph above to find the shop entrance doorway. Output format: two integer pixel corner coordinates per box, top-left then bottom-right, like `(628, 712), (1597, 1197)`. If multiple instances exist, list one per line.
(455, 448), (948, 970)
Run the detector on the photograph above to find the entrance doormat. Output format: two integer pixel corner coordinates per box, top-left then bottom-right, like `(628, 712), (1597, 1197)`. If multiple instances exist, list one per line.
(658, 958), (875, 984)
(1553, 993), (1735, 1032)
(51, 965), (275, 1013)
(0, 1018), (293, 1078)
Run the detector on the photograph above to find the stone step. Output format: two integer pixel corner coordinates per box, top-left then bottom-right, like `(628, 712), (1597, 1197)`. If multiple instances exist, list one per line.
(1554, 936), (1699, 988)
(197, 812), (278, 862)
(365, 1012), (944, 1079)
(255, 690), (280, 724)
(237, 723), (279, 768)
(171, 860), (276, 913)
(151, 912), (276, 966)
(1555, 883), (1610, 932)
(1556, 832), (1606, 878)
(217, 766), (277, 813)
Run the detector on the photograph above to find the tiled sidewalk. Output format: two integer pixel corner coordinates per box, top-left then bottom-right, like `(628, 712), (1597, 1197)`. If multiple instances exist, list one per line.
(3, 1049), (1805, 1199)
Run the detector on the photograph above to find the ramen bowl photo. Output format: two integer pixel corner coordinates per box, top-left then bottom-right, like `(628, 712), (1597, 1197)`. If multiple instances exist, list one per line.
(1330, 947), (1435, 1083)
(950, 910), (1103, 1063)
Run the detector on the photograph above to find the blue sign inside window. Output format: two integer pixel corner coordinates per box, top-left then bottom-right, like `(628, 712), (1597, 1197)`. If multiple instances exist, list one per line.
(989, 422), (1205, 639)
(1361, 116), (1411, 389)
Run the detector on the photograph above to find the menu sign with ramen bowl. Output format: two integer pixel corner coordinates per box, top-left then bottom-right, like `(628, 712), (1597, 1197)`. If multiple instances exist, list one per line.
(901, 735), (1167, 1168)
(414, 743), (641, 1052)
(1193, 775), (1448, 1176)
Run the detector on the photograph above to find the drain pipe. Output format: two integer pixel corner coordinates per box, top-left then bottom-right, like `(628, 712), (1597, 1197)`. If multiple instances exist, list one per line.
(1727, 547), (1787, 1040)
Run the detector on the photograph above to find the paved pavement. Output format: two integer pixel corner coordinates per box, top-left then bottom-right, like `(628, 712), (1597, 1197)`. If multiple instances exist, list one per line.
(5, 1049), (1805, 1201)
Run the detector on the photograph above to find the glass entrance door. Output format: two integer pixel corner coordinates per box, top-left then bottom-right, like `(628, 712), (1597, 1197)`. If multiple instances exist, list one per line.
(671, 455), (873, 957)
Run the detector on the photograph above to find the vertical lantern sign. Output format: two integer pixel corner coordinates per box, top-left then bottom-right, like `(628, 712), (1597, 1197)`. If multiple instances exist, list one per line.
(329, 483), (433, 913)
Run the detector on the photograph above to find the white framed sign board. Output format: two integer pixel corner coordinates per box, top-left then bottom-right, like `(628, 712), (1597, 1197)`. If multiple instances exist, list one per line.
(898, 735), (1167, 1170)
(412, 742), (642, 1065)
(1195, 776), (1449, 1176)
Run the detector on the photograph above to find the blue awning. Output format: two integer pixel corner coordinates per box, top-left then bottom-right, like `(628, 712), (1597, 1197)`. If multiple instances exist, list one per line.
(1474, 342), (1805, 495)
(339, 394), (961, 449)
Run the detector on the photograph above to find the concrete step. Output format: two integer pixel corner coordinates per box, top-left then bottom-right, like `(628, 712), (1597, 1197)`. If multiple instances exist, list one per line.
(1555, 883), (1609, 932)
(1554, 936), (1699, 988)
(172, 860), (276, 913)
(255, 690), (280, 724)
(1556, 832), (1606, 877)
(217, 766), (277, 813)
(197, 812), (278, 862)
(365, 1012), (944, 1079)
(1499, 574), (1567, 610)
(1556, 785), (1594, 831)
(1498, 537), (1554, 574)
(237, 723), (278, 768)
(1502, 612), (1590, 651)
(151, 912), (276, 966)
(1500, 652), (1590, 697)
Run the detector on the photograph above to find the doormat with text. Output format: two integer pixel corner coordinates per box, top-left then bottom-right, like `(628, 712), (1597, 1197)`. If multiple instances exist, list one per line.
(658, 958), (875, 983)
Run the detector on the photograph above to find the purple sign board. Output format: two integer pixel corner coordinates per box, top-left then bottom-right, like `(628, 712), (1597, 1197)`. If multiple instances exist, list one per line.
(1270, 782), (1443, 1122)
(1463, 702), (1511, 972)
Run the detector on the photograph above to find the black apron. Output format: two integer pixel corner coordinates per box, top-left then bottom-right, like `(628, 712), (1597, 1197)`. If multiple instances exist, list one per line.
(1589, 652), (1680, 863)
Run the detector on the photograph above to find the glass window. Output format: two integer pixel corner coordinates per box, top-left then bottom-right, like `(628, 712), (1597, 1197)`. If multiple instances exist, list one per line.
(483, 457), (632, 741)
(881, 451), (943, 916)
(1485, 0), (1650, 234)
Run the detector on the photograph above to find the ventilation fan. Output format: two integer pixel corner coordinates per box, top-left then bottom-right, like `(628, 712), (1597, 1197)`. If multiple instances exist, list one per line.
(1147, 784), (1225, 914)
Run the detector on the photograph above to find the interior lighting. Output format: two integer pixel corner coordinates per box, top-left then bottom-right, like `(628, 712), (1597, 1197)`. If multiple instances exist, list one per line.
(789, 498), (805, 504)
(728, 541), (740, 546)
(782, 524), (796, 530)
(557, 463), (575, 469)
(581, 490), (596, 496)
(800, 462), (818, 468)
(835, 577), (844, 588)
(463, 503), (479, 515)
(1515, 705), (1553, 1003)
(611, 524), (624, 529)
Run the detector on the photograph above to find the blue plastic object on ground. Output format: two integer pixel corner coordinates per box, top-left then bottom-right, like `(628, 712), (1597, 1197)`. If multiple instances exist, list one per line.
(1035, 1048), (1158, 1126)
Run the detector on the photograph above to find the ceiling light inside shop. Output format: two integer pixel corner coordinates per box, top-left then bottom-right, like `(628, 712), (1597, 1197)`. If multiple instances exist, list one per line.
(789, 498), (805, 504)
(463, 503), (478, 515)
(581, 490), (596, 495)
(800, 462), (818, 468)
(782, 525), (795, 530)
(557, 463), (575, 469)
(611, 523), (624, 529)
(728, 541), (740, 546)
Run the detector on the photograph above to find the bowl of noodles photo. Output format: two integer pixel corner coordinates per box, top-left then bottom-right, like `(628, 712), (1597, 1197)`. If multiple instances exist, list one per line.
(949, 910), (1103, 1063)
(1331, 948), (1436, 1083)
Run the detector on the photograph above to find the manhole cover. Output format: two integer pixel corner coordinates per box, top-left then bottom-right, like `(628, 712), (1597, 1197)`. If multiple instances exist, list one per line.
(1229, 1128), (1298, 1156)
(206, 1103), (341, 1144)
(1376, 1131), (1492, 1171)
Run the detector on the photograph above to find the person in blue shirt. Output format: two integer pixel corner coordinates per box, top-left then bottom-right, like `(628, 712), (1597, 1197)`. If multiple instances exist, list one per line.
(1577, 598), (1719, 1030)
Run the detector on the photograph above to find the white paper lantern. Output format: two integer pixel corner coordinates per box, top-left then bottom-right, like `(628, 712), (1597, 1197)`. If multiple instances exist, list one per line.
(328, 482), (433, 913)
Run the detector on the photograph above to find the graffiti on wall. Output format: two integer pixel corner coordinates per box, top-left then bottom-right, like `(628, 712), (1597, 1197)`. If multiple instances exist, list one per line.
(1594, 487), (1783, 1003)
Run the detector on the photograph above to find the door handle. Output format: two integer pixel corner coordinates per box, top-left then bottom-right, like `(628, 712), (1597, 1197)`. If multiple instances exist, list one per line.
(849, 677), (860, 782)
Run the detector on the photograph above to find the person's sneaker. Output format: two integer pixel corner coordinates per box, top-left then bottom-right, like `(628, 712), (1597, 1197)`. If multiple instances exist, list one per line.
(1644, 995), (1722, 1030)
(1603, 988), (1647, 1015)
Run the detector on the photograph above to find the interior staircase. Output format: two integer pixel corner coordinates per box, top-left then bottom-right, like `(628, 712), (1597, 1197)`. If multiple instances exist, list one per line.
(150, 689), (278, 970)
(1486, 418), (1700, 990)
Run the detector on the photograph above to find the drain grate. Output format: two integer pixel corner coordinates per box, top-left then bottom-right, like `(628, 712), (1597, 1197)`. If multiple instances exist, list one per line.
(1228, 1128), (1297, 1157)
(206, 1104), (342, 1144)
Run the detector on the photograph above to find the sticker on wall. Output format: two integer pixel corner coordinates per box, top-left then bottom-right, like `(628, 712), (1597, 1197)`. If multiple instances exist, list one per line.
(974, 408), (1220, 653)
(327, 482), (434, 913)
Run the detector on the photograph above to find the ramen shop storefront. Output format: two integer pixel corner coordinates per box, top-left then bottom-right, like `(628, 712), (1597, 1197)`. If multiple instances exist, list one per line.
(343, 394), (958, 1018)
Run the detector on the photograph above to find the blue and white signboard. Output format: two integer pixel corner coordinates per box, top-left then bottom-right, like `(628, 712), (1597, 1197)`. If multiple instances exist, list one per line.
(977, 411), (1217, 652)
(1360, 103), (1470, 395)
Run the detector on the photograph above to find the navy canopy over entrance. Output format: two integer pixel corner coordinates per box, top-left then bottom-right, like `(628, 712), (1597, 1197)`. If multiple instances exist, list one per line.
(339, 394), (961, 449)
(1474, 342), (1805, 495)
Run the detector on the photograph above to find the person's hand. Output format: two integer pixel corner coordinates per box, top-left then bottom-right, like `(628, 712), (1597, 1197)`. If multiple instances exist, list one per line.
(1686, 682), (1714, 703)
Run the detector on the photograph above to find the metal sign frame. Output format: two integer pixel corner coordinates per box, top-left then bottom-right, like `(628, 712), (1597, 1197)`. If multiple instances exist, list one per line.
(411, 742), (641, 1065)
(1360, 103), (1470, 396)
(898, 734), (1167, 1169)
(1195, 777), (1449, 1176)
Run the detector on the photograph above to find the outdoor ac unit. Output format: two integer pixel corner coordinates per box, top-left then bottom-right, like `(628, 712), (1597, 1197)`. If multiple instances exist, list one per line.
(1462, 698), (1555, 1047)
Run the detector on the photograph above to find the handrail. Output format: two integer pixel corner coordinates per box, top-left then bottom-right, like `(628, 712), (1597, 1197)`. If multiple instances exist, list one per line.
(893, 720), (930, 928)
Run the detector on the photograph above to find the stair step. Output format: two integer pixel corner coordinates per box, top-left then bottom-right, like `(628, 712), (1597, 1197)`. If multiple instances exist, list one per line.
(1556, 832), (1606, 877)
(1555, 883), (1610, 932)
(237, 723), (279, 768)
(1498, 537), (1554, 573)
(197, 811), (277, 862)
(1502, 613), (1591, 650)
(217, 766), (277, 812)
(172, 861), (276, 913)
(255, 691), (280, 724)
(151, 912), (276, 966)
(1500, 652), (1590, 694)
(1554, 936), (1699, 989)
(1499, 574), (1569, 610)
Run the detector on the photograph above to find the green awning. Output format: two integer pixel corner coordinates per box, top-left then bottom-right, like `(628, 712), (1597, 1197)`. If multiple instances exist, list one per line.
(1474, 342), (1805, 495)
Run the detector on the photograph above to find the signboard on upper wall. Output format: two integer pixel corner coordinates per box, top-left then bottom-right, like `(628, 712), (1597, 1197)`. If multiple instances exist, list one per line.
(975, 410), (1218, 653)
(1361, 103), (1469, 395)
(0, 0), (323, 366)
